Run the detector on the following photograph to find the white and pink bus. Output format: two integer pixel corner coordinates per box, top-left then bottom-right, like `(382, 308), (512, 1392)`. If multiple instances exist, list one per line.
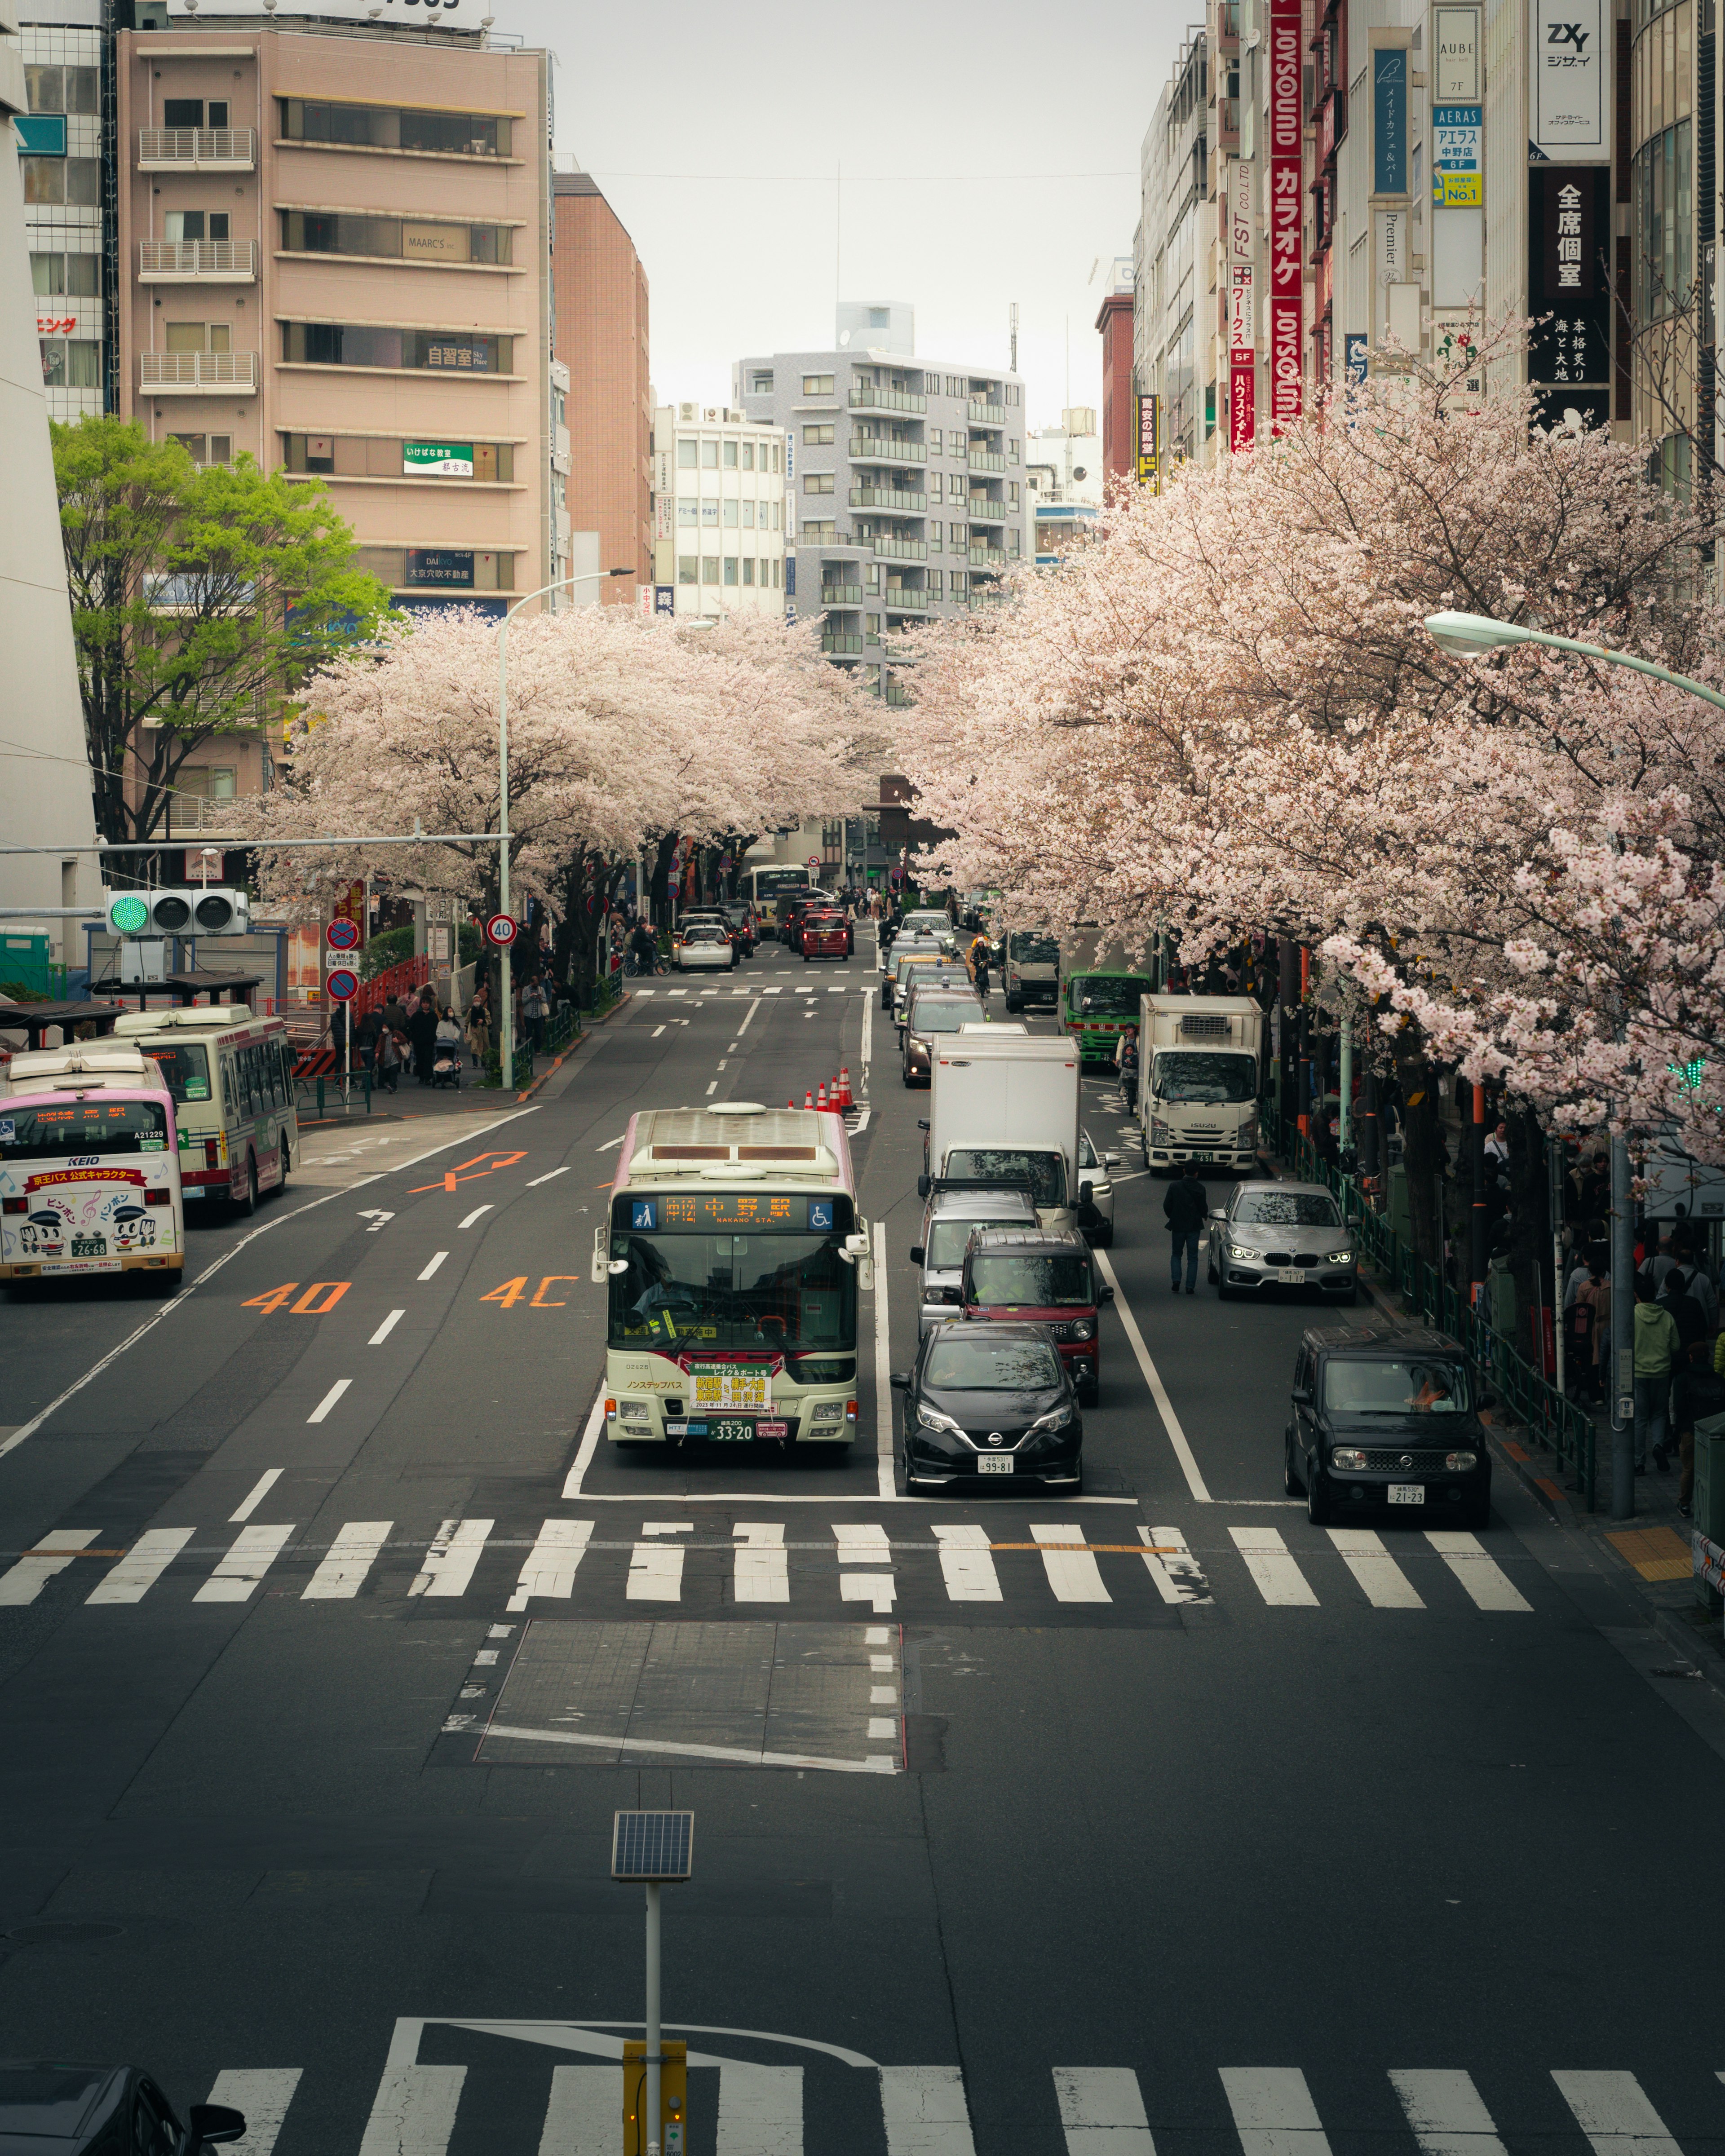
(0, 1085), (184, 1291)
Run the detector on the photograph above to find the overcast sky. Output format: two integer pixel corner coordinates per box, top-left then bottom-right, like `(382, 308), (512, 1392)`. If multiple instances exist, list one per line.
(503, 0), (1195, 433)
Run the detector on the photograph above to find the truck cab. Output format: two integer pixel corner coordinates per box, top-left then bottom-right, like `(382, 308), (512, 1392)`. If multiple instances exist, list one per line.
(1139, 994), (1263, 1176)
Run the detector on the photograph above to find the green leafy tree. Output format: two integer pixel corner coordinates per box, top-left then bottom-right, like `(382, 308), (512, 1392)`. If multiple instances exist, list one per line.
(51, 415), (394, 854)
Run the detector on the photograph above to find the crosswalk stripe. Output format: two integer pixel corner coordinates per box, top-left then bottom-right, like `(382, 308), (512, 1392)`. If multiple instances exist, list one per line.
(1328, 1529), (1425, 1609)
(507, 1520), (594, 1611)
(628, 1522), (691, 1602)
(932, 1523), (1002, 1601)
(88, 1527), (195, 1605)
(735, 1521), (789, 1602)
(539, 2065), (614, 2156)
(0, 1527), (102, 1606)
(835, 1523), (894, 1612)
(1139, 1524), (1212, 1605)
(1426, 1531), (1532, 1613)
(1227, 1528), (1319, 1608)
(302, 1521), (392, 1600)
(195, 1524), (294, 1604)
(1220, 2067), (1333, 2156)
(717, 2063), (802, 2156)
(356, 2065), (465, 2156)
(880, 2065), (977, 2156)
(1054, 2067), (1155, 2152)
(1031, 1523), (1111, 1603)
(1553, 2073), (1683, 2156)
(409, 1518), (493, 1599)
(1390, 2069), (1509, 2156)
(204, 2068), (302, 2156)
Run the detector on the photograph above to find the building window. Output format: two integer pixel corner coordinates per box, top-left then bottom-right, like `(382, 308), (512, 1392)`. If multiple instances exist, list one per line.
(25, 63), (99, 112)
(723, 499), (739, 526)
(743, 558), (755, 585)
(283, 435), (513, 482)
(928, 569), (943, 596)
(749, 369), (773, 393)
(165, 320), (230, 354)
(702, 556), (720, 584)
(699, 500), (720, 526)
(676, 499), (699, 525)
(39, 338), (101, 388)
(164, 211), (230, 244)
(22, 157), (101, 206)
(801, 520), (836, 542)
(31, 251), (100, 296)
(724, 557), (739, 586)
(281, 99), (510, 157)
(929, 429), (942, 453)
(1008, 482), (1019, 506)
(355, 547), (515, 590)
(701, 439), (719, 468)
(1009, 440), (1019, 463)
(281, 323), (513, 372)
(724, 439), (738, 468)
(950, 522), (965, 545)
(677, 437), (698, 468)
(281, 212), (512, 265)
(742, 442), (755, 469)
(801, 373), (835, 395)
(803, 472), (834, 494)
(678, 555), (698, 584)
(803, 422), (835, 444)
(172, 432), (232, 465)
(951, 572), (967, 596)
(741, 501), (755, 528)
(929, 473), (943, 502)
(1634, 119), (1693, 324)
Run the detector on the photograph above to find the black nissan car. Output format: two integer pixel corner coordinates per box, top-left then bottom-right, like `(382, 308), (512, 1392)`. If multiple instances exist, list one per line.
(892, 1319), (1083, 1489)
(0, 2062), (244, 2155)
(1284, 1323), (1492, 1529)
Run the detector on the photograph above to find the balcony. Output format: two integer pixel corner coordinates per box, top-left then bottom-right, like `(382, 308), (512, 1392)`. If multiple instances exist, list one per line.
(885, 683), (912, 707)
(139, 351), (259, 393)
(967, 499), (1007, 521)
(138, 239), (257, 281)
(137, 126), (255, 170)
(967, 399), (1006, 425)
(850, 385), (926, 415)
(968, 544), (1005, 568)
(969, 588), (1009, 611)
(822, 633), (865, 655)
(850, 486), (926, 513)
(882, 588), (929, 611)
(849, 433), (925, 465)
(820, 584), (863, 607)
(873, 535), (927, 561)
(1217, 0), (1239, 47)
(1218, 95), (1240, 149)
(967, 448), (1004, 472)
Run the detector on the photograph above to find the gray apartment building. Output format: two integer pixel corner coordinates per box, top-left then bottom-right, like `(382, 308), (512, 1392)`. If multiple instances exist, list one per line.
(734, 300), (1026, 706)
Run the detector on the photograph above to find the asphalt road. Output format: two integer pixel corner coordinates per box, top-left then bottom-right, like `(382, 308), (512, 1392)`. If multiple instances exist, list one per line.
(2, 930), (1722, 2156)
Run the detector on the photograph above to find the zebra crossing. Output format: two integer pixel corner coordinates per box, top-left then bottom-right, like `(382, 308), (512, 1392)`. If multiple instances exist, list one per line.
(632, 983), (865, 997)
(170, 2055), (1715, 2156)
(0, 1515), (1535, 1619)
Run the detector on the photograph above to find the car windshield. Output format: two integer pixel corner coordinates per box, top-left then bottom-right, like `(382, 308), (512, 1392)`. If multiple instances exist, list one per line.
(0, 1099), (172, 1159)
(1010, 933), (1060, 963)
(905, 913), (950, 933)
(969, 1254), (1093, 1306)
(1154, 1050), (1258, 1104)
(945, 1147), (1068, 1209)
(138, 1040), (212, 1102)
(1070, 975), (1152, 1016)
(0, 2066), (109, 2134)
(1323, 1358), (1471, 1415)
(924, 1335), (1063, 1391)
(1235, 1191), (1342, 1228)
(910, 999), (980, 1035)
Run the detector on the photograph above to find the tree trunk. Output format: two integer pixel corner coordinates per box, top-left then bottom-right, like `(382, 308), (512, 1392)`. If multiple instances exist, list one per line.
(648, 833), (678, 928)
(1393, 1029), (1445, 1272)
(1506, 1105), (1551, 1366)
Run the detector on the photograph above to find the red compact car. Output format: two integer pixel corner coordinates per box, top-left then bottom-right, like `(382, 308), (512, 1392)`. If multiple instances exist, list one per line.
(800, 910), (854, 960)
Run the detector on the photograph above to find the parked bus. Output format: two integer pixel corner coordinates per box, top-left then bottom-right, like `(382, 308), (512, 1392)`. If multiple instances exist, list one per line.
(0, 1084), (184, 1290)
(591, 1101), (872, 1451)
(114, 1006), (297, 1215)
(744, 863), (815, 939)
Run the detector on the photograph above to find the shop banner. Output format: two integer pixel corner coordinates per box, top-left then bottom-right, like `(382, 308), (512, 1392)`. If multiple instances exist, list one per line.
(1269, 0), (1304, 430)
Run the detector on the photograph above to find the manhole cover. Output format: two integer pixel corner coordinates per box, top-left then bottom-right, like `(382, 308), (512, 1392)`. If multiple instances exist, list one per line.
(5, 1922), (124, 1945)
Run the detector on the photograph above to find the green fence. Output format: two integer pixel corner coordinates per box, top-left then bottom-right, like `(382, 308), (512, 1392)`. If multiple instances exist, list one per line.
(1265, 1107), (1597, 1509)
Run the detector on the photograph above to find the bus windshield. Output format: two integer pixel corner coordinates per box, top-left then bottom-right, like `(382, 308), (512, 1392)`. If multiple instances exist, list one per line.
(0, 1099), (172, 1160)
(138, 1042), (212, 1103)
(607, 1228), (856, 1351)
(1070, 975), (1152, 1016)
(751, 868), (812, 899)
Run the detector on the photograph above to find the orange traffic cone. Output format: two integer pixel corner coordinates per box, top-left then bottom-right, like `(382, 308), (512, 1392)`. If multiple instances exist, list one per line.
(804, 1088), (814, 1109)
(835, 1067), (854, 1107)
(817, 1080), (828, 1109)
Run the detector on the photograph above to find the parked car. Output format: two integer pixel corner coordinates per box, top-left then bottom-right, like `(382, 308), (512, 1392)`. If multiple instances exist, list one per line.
(1077, 1128), (1119, 1247)
(1206, 1179), (1357, 1302)
(1284, 1321), (1492, 1528)
(959, 1223), (1112, 1405)
(901, 985), (984, 1085)
(671, 920), (735, 971)
(910, 1177), (1039, 1336)
(891, 1319), (1084, 1489)
(0, 2062), (246, 2156)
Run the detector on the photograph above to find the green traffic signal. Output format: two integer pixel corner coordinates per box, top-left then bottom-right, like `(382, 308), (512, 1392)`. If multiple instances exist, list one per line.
(108, 893), (150, 934)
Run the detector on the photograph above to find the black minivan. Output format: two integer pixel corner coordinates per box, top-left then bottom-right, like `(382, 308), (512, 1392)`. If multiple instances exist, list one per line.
(1284, 1323), (1492, 1528)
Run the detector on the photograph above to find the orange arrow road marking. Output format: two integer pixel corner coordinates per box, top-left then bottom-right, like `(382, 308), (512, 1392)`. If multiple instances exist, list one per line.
(409, 1149), (528, 1196)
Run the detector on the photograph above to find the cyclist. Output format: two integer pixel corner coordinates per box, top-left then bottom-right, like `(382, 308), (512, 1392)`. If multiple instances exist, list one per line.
(628, 919), (659, 977)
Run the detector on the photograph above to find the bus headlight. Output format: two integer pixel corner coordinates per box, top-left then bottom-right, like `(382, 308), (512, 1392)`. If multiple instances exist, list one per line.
(809, 1401), (848, 1424)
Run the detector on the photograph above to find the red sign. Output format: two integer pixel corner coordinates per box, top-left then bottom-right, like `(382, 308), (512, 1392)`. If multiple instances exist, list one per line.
(1230, 354), (1257, 453)
(332, 879), (365, 935)
(327, 968), (359, 1002)
(1268, 0), (1304, 433)
(37, 316), (75, 335)
(484, 913), (519, 949)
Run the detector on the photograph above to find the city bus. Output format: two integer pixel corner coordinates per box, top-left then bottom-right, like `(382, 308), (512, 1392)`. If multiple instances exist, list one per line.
(114, 1006), (297, 1215)
(744, 863), (815, 939)
(591, 1100), (872, 1451)
(0, 1084), (184, 1290)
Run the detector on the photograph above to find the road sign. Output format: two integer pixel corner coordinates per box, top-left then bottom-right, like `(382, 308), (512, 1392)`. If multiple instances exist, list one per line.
(325, 918), (362, 952)
(484, 913), (519, 949)
(327, 968), (359, 1002)
(806, 854), (820, 871)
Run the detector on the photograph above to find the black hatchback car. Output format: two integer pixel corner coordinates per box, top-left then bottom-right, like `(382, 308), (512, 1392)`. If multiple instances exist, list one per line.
(891, 1319), (1083, 1489)
(0, 2062), (245, 2155)
(1284, 1323), (1492, 1528)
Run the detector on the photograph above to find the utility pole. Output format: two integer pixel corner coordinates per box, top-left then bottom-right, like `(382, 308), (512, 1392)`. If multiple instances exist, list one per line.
(1469, 1082), (1488, 1307)
(1549, 1137), (1567, 1402)
(1610, 1135), (1636, 1517)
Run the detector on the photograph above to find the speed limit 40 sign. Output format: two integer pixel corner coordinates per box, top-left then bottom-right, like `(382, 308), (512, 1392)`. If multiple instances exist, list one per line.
(484, 913), (520, 949)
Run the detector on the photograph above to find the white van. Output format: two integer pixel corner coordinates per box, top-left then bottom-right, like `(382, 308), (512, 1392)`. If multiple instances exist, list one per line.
(114, 1007), (297, 1215)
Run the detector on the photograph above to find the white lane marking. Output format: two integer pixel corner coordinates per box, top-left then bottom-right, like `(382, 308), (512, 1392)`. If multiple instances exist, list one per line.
(1553, 2075), (1683, 2156)
(409, 1517), (493, 1598)
(0, 1527), (102, 1605)
(307, 1378), (351, 1424)
(861, 991), (874, 1072)
(526, 1165), (571, 1188)
(869, 1716), (897, 1739)
(717, 2063), (803, 2156)
(562, 1394), (607, 1498)
(1227, 1525), (1319, 1607)
(195, 1523), (294, 1603)
(880, 2066), (976, 2156)
(1425, 1530), (1532, 1611)
(834, 1523), (891, 1564)
(369, 1309), (406, 1346)
(539, 2066), (616, 2156)
(459, 1205), (493, 1229)
(1092, 1248), (1211, 1502)
(1389, 2071), (1510, 2156)
(628, 1521), (693, 1601)
(706, 1081), (719, 1095)
(932, 1522), (1001, 1601)
(667, 989), (687, 998)
(1054, 2067), (1156, 2155)
(302, 1520), (392, 1600)
(841, 1573), (896, 1612)
(230, 1467), (283, 1522)
(734, 1520), (790, 1602)
(652, 1024), (667, 1038)
(87, 1526), (196, 1604)
(873, 1216), (893, 1499)
(1030, 1524), (1112, 1603)
(717, 1060), (728, 1070)
(418, 1252), (448, 1281)
(507, 1518), (594, 1610)
(1329, 1527), (1425, 1608)
(596, 1136), (626, 1152)
(1219, 2068), (1333, 2156)
(356, 1209), (395, 1233)
(763, 986), (783, 994)
(1138, 1524), (1213, 1605)
(479, 1721), (895, 1773)
(205, 2068), (304, 2156)
(356, 2064), (466, 2156)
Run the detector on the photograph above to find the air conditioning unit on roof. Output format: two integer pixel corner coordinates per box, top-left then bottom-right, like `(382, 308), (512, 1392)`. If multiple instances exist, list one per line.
(678, 403), (695, 420)
(703, 406), (719, 420)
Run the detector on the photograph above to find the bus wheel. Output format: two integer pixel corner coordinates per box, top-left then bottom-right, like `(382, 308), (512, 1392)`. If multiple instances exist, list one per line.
(278, 1137), (290, 1192)
(237, 1156), (258, 1218)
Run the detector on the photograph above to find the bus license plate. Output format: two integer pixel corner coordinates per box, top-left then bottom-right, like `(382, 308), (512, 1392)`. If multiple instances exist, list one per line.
(710, 1419), (756, 1442)
(976, 1456), (1014, 1475)
(1388, 1484), (1425, 1505)
(692, 1369), (770, 1411)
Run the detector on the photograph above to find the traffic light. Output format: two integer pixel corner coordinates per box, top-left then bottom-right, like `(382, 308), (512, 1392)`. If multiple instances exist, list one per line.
(106, 887), (251, 937)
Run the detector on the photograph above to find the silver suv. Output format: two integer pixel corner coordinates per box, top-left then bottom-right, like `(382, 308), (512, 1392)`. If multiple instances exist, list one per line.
(908, 1179), (1039, 1336)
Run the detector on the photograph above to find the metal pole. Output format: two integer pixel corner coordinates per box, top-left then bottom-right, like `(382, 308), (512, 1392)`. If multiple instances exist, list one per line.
(645, 1880), (662, 2156)
(1550, 1138), (1567, 1402)
(1610, 1133), (1636, 1518)
(1359, 1063), (1380, 1184)
(496, 623), (513, 1091)
(1470, 1083), (1488, 1306)
(1339, 1017), (1353, 1156)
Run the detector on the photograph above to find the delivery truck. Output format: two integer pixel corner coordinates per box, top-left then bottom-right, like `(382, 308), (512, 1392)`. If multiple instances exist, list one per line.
(1138, 994), (1265, 1175)
(918, 1036), (1083, 1233)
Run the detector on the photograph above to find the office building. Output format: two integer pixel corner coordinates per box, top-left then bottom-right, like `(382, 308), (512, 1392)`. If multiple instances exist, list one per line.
(1024, 407), (1101, 565)
(648, 401), (786, 620)
(18, 0), (107, 421)
(1094, 256), (1136, 483)
(1134, 28), (1214, 468)
(734, 303), (1026, 704)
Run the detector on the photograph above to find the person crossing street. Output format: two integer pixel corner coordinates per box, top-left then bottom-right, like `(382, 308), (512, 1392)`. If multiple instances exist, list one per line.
(1163, 1160), (1210, 1294)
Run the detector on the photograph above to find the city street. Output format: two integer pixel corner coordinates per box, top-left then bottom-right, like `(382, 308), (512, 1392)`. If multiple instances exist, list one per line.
(0, 929), (1719, 2156)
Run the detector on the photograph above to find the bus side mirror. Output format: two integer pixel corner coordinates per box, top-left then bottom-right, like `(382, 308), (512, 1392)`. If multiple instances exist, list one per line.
(590, 1227), (609, 1284)
(917, 1174), (930, 1198)
(909, 1246), (925, 1265)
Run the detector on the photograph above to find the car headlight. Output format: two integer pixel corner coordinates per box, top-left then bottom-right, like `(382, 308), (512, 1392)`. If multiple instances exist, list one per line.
(1069, 1318), (1095, 1340)
(916, 1403), (965, 1437)
(1029, 1404), (1074, 1434)
(1327, 1250), (1354, 1265)
(1330, 1447), (1369, 1469)
(1444, 1451), (1478, 1471)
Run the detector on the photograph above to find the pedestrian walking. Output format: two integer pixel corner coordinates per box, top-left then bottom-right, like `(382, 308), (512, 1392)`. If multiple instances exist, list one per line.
(522, 974), (548, 1053)
(464, 988), (491, 1069)
(1632, 1271), (1680, 1473)
(1163, 1160), (1209, 1295)
(1116, 1025), (1140, 1113)
(407, 987), (439, 1085)
(375, 1016), (405, 1093)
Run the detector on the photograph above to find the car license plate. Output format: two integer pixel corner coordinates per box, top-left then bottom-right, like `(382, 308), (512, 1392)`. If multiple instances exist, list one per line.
(1190, 1152), (1216, 1162)
(1388, 1484), (1425, 1505)
(710, 1419), (755, 1442)
(691, 1368), (770, 1411)
(976, 1455), (1015, 1475)
(1275, 1267), (1306, 1284)
(756, 1420), (788, 1439)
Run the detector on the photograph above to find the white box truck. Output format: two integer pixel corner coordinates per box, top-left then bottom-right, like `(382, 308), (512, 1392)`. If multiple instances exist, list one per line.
(918, 1036), (1083, 1231)
(1138, 994), (1265, 1175)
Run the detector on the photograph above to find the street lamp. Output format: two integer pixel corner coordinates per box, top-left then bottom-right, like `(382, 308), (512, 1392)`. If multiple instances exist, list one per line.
(493, 565), (633, 1084)
(1423, 610), (1725, 711)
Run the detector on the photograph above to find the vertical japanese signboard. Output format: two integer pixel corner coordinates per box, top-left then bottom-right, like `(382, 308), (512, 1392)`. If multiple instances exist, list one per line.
(1229, 160), (1256, 452)
(1136, 395), (1161, 489)
(1526, 163), (1611, 424)
(1269, 0), (1304, 431)
(1372, 49), (1409, 193)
